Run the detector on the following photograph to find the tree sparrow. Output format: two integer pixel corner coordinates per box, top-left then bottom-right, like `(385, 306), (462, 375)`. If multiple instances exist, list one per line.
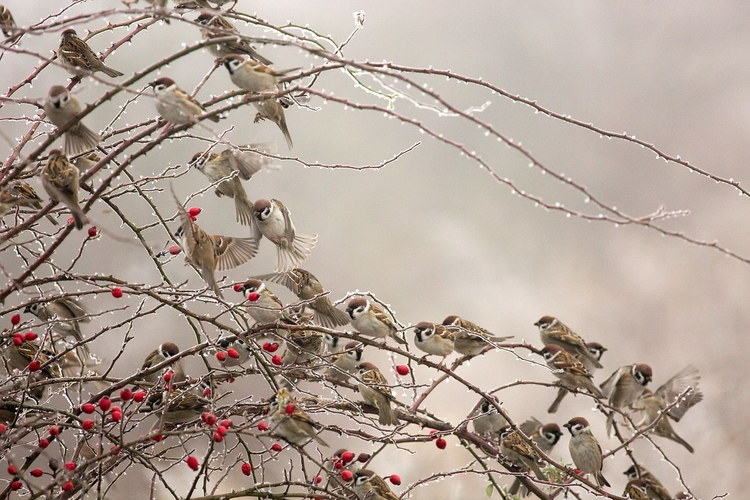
(346, 297), (407, 345)
(634, 389), (696, 453)
(579, 341), (607, 373)
(149, 77), (220, 125)
(24, 298), (90, 355)
(0, 187), (38, 220)
(238, 278), (284, 324)
(43, 85), (101, 157)
(534, 316), (602, 369)
(471, 398), (507, 437)
(268, 388), (328, 446)
(258, 268), (349, 328)
(564, 417), (610, 488)
(253, 97), (292, 149)
(138, 342), (186, 385)
(356, 362), (399, 426)
(148, 390), (210, 425)
(623, 479), (651, 500)
(218, 336), (253, 367)
(353, 469), (400, 500)
(4, 180), (58, 225)
(282, 329), (324, 366)
(195, 13), (273, 64)
(510, 418), (563, 496)
(442, 315), (513, 356)
(499, 427), (546, 481)
(221, 54), (299, 94)
(57, 29), (123, 78)
(539, 344), (603, 413)
(412, 322), (455, 360)
(600, 363), (653, 435)
(41, 149), (88, 229)
(326, 341), (363, 381)
(5, 339), (61, 379)
(624, 465), (671, 500)
(252, 199), (317, 272)
(174, 191), (258, 298)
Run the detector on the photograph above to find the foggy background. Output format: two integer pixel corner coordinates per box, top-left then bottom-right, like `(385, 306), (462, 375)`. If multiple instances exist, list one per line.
(2, 1), (748, 498)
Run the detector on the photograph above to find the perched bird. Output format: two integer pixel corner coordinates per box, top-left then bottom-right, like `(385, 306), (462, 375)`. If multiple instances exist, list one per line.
(353, 469), (400, 500)
(579, 341), (607, 373)
(148, 390), (210, 424)
(195, 14), (272, 64)
(623, 479), (650, 500)
(173, 190), (258, 298)
(600, 363), (653, 435)
(356, 362), (399, 426)
(139, 342), (186, 385)
(257, 269), (349, 328)
(5, 339), (61, 379)
(534, 316), (602, 369)
(239, 278), (284, 324)
(499, 427), (546, 481)
(4, 180), (59, 225)
(471, 398), (508, 437)
(0, 186), (38, 220)
(412, 322), (455, 361)
(540, 344), (603, 413)
(149, 77), (220, 125)
(221, 54), (300, 94)
(217, 335), (253, 367)
(442, 315), (513, 356)
(57, 29), (123, 78)
(510, 418), (563, 496)
(564, 417), (610, 488)
(190, 148), (265, 226)
(0, 5), (17, 39)
(24, 298), (90, 354)
(346, 297), (406, 345)
(323, 333), (343, 352)
(252, 199), (316, 272)
(253, 97), (293, 149)
(44, 86), (101, 157)
(624, 464), (671, 500)
(325, 341), (363, 381)
(268, 388), (328, 446)
(72, 151), (107, 184)
(41, 150), (88, 229)
(282, 329), (324, 366)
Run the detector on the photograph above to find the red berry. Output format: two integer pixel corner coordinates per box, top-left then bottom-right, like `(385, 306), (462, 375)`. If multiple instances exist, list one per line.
(13, 333), (23, 346)
(30, 468), (43, 477)
(189, 214), (197, 222)
(82, 403), (96, 414)
(133, 391), (146, 403)
(48, 426), (60, 437)
(65, 462), (76, 471)
(7, 465), (17, 474)
(82, 419), (94, 431)
(62, 481), (74, 491)
(285, 403), (295, 415)
(312, 475), (322, 484)
(120, 388), (132, 401)
(435, 437), (447, 449)
(271, 355), (282, 365)
(334, 460), (343, 470)
(111, 411), (122, 422)
(213, 432), (223, 442)
(202, 388), (212, 397)
(87, 226), (98, 237)
(247, 292), (259, 302)
(0, 423), (7, 433)
(163, 370), (173, 383)
(24, 331), (37, 341)
(233, 283), (243, 292)
(241, 462), (252, 476)
(111, 287), (123, 298)
(216, 425), (228, 436)
(152, 434), (163, 442)
(215, 351), (227, 362)
(573, 468), (583, 475)
(202, 413), (216, 426)
(429, 429), (438, 439)
(10, 480), (21, 490)
(396, 364), (409, 376)
(389, 474), (401, 485)
(10, 314), (20, 325)
(341, 469), (353, 481)
(28, 360), (41, 372)
(257, 422), (268, 431)
(220, 419), (232, 429)
(38, 438), (49, 448)
(110, 446), (120, 455)
(168, 245), (181, 255)
(186, 456), (199, 471)
(266, 342), (279, 353)
(98, 397), (111, 412)
(227, 348), (239, 359)
(188, 207), (201, 217)
(341, 451), (355, 463)
(271, 443), (282, 452)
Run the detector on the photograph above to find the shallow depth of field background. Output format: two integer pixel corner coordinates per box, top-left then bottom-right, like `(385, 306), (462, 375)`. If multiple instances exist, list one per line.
(2, 1), (748, 498)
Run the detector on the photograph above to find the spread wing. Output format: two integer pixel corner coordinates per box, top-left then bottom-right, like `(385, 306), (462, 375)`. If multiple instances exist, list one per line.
(599, 365), (632, 397)
(213, 235), (258, 271)
(654, 365), (702, 421)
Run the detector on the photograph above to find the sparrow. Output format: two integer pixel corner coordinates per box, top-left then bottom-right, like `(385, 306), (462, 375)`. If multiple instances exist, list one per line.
(190, 149), (264, 226)
(471, 398), (507, 437)
(356, 362), (399, 426)
(5, 339), (61, 379)
(257, 269), (349, 328)
(353, 469), (400, 500)
(221, 54), (300, 94)
(72, 151), (107, 183)
(624, 465), (671, 500)
(252, 199), (317, 272)
(499, 426), (546, 481)
(148, 390), (210, 424)
(41, 149), (88, 229)
(324, 333), (343, 352)
(600, 363), (653, 436)
(0, 187), (37, 220)
(623, 479), (650, 500)
(149, 77), (220, 125)
(534, 316), (602, 369)
(579, 341), (607, 373)
(253, 97), (293, 149)
(346, 297), (407, 345)
(24, 298), (90, 354)
(539, 344), (603, 413)
(218, 335), (253, 367)
(510, 418), (563, 496)
(44, 85), (101, 157)
(282, 329), (324, 366)
(0, 5), (17, 39)
(325, 341), (363, 382)
(442, 315), (513, 356)
(173, 190), (258, 298)
(634, 389), (696, 453)
(138, 342), (186, 385)
(195, 14), (272, 64)
(57, 29), (123, 78)
(412, 322), (455, 360)
(3, 180), (58, 225)
(268, 388), (328, 446)
(238, 278), (284, 324)
(564, 417), (610, 488)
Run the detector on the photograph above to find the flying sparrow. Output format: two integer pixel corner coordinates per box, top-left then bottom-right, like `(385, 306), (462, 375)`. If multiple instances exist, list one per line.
(356, 362), (399, 426)
(41, 149), (88, 229)
(252, 199), (317, 272)
(173, 191), (258, 298)
(412, 322), (455, 360)
(326, 341), (363, 382)
(624, 464), (671, 500)
(634, 389), (696, 453)
(623, 479), (650, 500)
(499, 426), (546, 481)
(268, 388), (328, 446)
(44, 85), (101, 157)
(24, 297), (90, 354)
(600, 363), (653, 435)
(148, 390), (210, 424)
(578, 341), (607, 373)
(257, 269), (349, 328)
(238, 278), (284, 324)
(195, 13), (272, 64)
(149, 77), (220, 125)
(539, 344), (604, 413)
(217, 335), (253, 367)
(442, 315), (513, 356)
(253, 97), (293, 149)
(57, 29), (123, 78)
(534, 316), (602, 369)
(138, 342), (186, 385)
(564, 417), (610, 488)
(471, 398), (508, 437)
(353, 469), (400, 500)
(510, 418), (563, 496)
(346, 297), (407, 345)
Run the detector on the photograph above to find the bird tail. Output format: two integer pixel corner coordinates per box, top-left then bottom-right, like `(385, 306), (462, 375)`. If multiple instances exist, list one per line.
(547, 387), (567, 413)
(377, 402), (400, 427)
(278, 115), (293, 149)
(100, 64), (124, 78)
(605, 412), (615, 436)
(666, 430), (695, 453)
(234, 194), (254, 226)
(274, 233), (316, 272)
(596, 472), (610, 488)
(64, 123), (101, 157)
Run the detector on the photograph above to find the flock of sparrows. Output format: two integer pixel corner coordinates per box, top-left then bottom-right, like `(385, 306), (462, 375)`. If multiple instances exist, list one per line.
(0, 4), (702, 500)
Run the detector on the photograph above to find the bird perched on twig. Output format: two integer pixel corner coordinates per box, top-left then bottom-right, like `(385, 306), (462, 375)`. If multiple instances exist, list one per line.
(539, 344), (604, 413)
(412, 322), (455, 362)
(353, 469), (400, 500)
(41, 150), (88, 229)
(346, 297), (407, 345)
(138, 342), (186, 385)
(499, 426), (546, 482)
(564, 417), (610, 488)
(149, 78), (220, 126)
(356, 362), (399, 426)
(268, 388), (328, 446)
(535, 316), (602, 369)
(600, 363), (653, 436)
(623, 464), (671, 500)
(25, 297), (90, 355)
(196, 13), (272, 64)
(57, 29), (123, 78)
(4, 180), (58, 225)
(442, 315), (513, 356)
